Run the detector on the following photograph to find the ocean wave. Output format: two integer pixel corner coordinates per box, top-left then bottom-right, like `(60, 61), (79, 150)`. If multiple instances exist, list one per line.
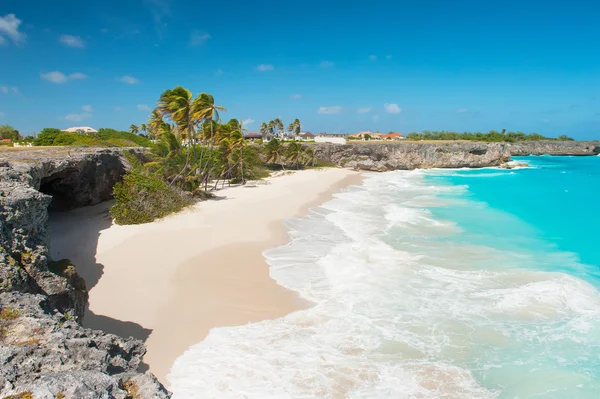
(168, 170), (600, 398)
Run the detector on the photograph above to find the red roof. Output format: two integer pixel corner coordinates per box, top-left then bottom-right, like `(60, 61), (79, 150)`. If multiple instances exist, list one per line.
(381, 133), (403, 139)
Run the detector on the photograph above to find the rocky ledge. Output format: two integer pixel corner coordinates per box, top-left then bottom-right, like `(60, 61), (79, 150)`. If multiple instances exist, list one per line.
(0, 148), (169, 398)
(312, 142), (511, 171)
(508, 140), (600, 156)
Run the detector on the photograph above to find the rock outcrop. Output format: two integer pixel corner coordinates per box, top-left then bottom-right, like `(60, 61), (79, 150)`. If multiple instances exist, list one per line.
(508, 141), (600, 156)
(312, 142), (511, 171)
(0, 148), (169, 398)
(0, 293), (170, 398)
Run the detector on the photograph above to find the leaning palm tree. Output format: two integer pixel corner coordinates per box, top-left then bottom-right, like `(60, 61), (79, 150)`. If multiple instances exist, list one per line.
(303, 147), (316, 167)
(192, 93), (226, 190)
(129, 124), (139, 135)
(265, 138), (285, 169)
(293, 118), (301, 135)
(260, 122), (269, 140)
(157, 86), (197, 147)
(156, 86), (201, 185)
(285, 142), (304, 169)
(273, 118), (284, 139)
(148, 109), (164, 139)
(139, 123), (148, 137)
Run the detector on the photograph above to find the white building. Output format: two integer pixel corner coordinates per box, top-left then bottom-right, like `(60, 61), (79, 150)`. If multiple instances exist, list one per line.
(62, 126), (98, 134)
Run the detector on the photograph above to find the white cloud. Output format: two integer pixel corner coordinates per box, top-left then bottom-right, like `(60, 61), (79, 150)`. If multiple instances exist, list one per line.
(456, 108), (468, 113)
(357, 107), (372, 114)
(41, 71), (88, 84)
(190, 31), (211, 46)
(372, 115), (380, 121)
(0, 111), (4, 117)
(0, 14), (26, 45)
(64, 112), (92, 122)
(384, 103), (402, 114)
(137, 104), (151, 112)
(317, 106), (342, 115)
(59, 34), (85, 48)
(242, 118), (254, 126)
(257, 64), (274, 72)
(82, 105), (93, 112)
(320, 60), (334, 68)
(69, 72), (87, 80)
(290, 94), (302, 99)
(0, 85), (18, 94)
(119, 75), (140, 84)
(0, 36), (4, 45)
(369, 55), (377, 61)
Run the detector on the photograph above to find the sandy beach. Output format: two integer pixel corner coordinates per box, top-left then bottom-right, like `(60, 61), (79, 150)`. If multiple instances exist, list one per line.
(49, 168), (362, 386)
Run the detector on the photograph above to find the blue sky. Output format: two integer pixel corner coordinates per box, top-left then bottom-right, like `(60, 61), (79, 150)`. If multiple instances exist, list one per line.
(0, 0), (599, 139)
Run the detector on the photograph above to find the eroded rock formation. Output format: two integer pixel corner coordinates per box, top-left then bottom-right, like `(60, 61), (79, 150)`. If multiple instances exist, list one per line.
(0, 148), (169, 398)
(508, 140), (600, 156)
(312, 142), (511, 171)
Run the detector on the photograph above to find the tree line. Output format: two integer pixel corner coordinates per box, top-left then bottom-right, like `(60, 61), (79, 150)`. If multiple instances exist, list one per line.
(405, 130), (574, 142)
(110, 86), (318, 225)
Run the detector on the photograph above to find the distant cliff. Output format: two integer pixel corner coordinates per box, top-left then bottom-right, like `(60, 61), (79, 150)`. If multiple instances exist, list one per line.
(312, 142), (511, 171)
(508, 141), (600, 156)
(0, 148), (169, 398)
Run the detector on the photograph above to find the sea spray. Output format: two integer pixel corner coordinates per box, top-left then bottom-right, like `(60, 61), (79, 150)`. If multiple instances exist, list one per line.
(169, 156), (600, 398)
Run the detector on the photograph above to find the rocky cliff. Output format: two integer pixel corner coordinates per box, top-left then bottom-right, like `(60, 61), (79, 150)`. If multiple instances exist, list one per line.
(508, 141), (600, 156)
(312, 142), (511, 171)
(0, 148), (169, 398)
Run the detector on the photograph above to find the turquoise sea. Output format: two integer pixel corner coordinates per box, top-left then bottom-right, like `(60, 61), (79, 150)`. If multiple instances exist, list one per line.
(169, 155), (600, 398)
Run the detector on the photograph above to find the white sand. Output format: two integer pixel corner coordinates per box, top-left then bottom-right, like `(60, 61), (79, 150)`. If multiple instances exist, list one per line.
(49, 168), (362, 386)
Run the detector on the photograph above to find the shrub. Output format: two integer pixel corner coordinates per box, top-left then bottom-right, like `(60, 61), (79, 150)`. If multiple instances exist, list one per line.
(34, 128), (63, 146)
(110, 161), (194, 225)
(97, 128), (153, 147)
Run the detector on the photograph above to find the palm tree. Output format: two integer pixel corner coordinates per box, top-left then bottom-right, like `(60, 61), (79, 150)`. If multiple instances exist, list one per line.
(273, 118), (284, 139)
(285, 142), (304, 169)
(287, 122), (295, 136)
(293, 118), (301, 135)
(129, 124), (139, 135)
(303, 147), (316, 167)
(148, 109), (164, 139)
(260, 122), (269, 140)
(157, 86), (203, 186)
(193, 93), (226, 189)
(157, 86), (198, 147)
(265, 138), (285, 169)
(140, 123), (148, 137)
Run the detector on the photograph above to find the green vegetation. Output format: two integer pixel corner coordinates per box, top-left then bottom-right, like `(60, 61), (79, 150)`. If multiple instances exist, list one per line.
(110, 86), (325, 224)
(33, 127), (153, 147)
(405, 130), (574, 142)
(0, 125), (21, 142)
(110, 156), (195, 225)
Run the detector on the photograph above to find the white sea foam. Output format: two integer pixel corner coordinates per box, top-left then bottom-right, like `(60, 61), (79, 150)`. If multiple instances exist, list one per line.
(169, 170), (600, 398)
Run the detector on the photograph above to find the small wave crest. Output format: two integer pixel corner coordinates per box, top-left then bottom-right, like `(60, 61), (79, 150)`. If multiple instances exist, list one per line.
(169, 170), (600, 398)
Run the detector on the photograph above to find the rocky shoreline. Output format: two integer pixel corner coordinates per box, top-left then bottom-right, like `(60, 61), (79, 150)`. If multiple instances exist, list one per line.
(0, 148), (169, 398)
(311, 140), (599, 171)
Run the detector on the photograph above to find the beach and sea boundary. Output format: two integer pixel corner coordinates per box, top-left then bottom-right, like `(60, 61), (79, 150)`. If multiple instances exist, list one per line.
(1, 140), (599, 396)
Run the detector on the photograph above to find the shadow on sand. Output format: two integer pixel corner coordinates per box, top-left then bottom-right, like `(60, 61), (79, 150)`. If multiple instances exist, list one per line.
(48, 200), (153, 372)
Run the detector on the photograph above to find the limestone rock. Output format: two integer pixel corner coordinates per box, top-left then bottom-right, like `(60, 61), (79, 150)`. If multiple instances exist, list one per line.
(312, 142), (511, 171)
(0, 292), (171, 398)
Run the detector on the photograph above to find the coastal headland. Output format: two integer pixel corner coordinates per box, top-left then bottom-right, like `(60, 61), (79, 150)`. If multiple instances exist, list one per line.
(1, 140), (598, 395)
